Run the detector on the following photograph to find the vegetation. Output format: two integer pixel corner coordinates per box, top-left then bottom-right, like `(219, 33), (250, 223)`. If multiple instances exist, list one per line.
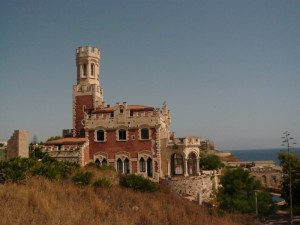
(0, 175), (252, 225)
(217, 167), (277, 217)
(46, 136), (62, 141)
(72, 171), (93, 186)
(200, 153), (224, 170)
(93, 178), (112, 189)
(120, 174), (159, 192)
(278, 151), (300, 214)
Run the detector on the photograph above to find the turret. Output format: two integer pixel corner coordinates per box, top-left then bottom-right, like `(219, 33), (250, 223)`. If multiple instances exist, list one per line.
(73, 46), (104, 137)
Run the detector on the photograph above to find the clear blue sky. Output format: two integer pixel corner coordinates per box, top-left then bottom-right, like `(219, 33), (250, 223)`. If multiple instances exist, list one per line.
(1, 0), (299, 150)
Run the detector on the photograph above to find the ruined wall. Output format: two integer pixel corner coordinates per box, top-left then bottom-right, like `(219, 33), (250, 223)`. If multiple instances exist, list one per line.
(7, 130), (29, 159)
(160, 172), (219, 201)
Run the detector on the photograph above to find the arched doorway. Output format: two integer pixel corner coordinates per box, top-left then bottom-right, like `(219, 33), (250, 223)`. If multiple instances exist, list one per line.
(147, 158), (153, 177)
(95, 159), (100, 166)
(171, 153), (184, 175)
(188, 152), (197, 175)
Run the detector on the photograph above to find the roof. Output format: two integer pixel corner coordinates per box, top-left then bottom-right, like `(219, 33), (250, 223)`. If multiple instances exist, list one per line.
(45, 137), (87, 145)
(92, 105), (155, 114)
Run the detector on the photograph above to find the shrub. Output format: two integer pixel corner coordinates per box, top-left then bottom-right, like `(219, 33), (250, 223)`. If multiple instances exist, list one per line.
(119, 174), (158, 192)
(93, 178), (112, 189)
(0, 157), (37, 183)
(72, 171), (93, 186)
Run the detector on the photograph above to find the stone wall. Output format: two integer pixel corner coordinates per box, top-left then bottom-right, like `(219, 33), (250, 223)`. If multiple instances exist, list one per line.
(160, 172), (219, 201)
(7, 130), (29, 159)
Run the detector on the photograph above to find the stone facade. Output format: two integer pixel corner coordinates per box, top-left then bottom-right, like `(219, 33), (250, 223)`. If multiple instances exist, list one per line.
(161, 170), (219, 201)
(6, 130), (29, 160)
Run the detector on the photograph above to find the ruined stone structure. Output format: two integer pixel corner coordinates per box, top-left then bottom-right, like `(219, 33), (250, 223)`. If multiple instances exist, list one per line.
(7, 130), (29, 160)
(45, 46), (203, 181)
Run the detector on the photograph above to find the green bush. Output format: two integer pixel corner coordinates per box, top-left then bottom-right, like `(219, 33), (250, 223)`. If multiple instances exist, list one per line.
(86, 162), (114, 170)
(72, 171), (93, 186)
(119, 174), (158, 192)
(0, 157), (37, 182)
(31, 157), (78, 181)
(93, 178), (112, 189)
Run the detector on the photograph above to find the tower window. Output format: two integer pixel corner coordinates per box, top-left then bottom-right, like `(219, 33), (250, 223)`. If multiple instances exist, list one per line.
(83, 64), (87, 76)
(91, 64), (94, 76)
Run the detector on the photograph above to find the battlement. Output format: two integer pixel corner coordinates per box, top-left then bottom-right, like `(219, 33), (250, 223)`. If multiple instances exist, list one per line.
(76, 46), (100, 57)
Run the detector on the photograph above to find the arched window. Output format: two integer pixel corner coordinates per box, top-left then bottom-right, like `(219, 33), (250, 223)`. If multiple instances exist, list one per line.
(95, 159), (100, 166)
(139, 158), (146, 172)
(118, 129), (127, 140)
(147, 158), (153, 177)
(83, 64), (87, 76)
(188, 152), (197, 176)
(124, 158), (130, 174)
(102, 158), (107, 167)
(96, 130), (105, 141)
(141, 128), (149, 140)
(171, 153), (184, 175)
(117, 158), (123, 174)
(91, 64), (94, 76)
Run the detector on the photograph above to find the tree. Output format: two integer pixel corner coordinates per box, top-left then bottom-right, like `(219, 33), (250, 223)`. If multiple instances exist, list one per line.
(46, 136), (62, 142)
(278, 151), (300, 212)
(217, 167), (277, 216)
(200, 153), (224, 170)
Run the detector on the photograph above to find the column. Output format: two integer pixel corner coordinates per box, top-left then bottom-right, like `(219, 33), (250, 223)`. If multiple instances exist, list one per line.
(196, 157), (200, 175)
(184, 158), (189, 177)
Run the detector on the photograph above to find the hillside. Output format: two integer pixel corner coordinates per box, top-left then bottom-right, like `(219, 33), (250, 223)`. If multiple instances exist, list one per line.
(0, 167), (254, 225)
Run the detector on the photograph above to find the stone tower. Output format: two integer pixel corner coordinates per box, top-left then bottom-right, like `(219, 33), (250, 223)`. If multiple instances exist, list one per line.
(73, 46), (103, 137)
(7, 130), (29, 159)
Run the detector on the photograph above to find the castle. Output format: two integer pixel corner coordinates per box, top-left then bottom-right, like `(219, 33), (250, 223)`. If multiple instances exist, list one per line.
(45, 46), (203, 181)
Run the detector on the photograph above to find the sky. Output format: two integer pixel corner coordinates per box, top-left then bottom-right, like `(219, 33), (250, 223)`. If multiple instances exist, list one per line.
(0, 0), (299, 150)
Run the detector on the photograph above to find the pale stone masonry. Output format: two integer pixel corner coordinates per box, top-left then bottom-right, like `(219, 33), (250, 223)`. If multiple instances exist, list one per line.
(7, 130), (29, 159)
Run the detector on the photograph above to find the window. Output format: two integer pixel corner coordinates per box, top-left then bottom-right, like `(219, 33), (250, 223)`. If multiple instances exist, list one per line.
(117, 158), (123, 174)
(91, 64), (94, 76)
(96, 130), (105, 141)
(147, 158), (153, 177)
(139, 158), (146, 172)
(124, 158), (130, 174)
(120, 108), (123, 114)
(79, 128), (85, 137)
(118, 129), (127, 140)
(141, 128), (149, 140)
(83, 64), (87, 76)
(102, 159), (107, 167)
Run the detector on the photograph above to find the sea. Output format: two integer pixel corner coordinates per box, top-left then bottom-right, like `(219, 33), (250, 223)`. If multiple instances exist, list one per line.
(222, 148), (300, 165)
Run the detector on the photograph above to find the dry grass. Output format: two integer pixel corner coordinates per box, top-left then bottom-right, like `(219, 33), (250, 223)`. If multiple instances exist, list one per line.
(0, 170), (254, 225)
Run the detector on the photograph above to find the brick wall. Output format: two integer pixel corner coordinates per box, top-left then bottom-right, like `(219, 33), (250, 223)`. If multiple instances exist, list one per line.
(75, 95), (93, 137)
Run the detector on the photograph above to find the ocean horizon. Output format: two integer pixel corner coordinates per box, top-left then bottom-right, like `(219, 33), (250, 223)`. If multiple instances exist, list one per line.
(221, 148), (300, 165)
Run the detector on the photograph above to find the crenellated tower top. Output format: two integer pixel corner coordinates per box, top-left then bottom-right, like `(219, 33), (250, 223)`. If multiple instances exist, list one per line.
(76, 46), (101, 86)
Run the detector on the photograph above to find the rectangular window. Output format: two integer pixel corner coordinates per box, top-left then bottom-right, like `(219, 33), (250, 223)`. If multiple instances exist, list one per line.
(119, 129), (126, 140)
(97, 130), (105, 141)
(141, 128), (149, 140)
